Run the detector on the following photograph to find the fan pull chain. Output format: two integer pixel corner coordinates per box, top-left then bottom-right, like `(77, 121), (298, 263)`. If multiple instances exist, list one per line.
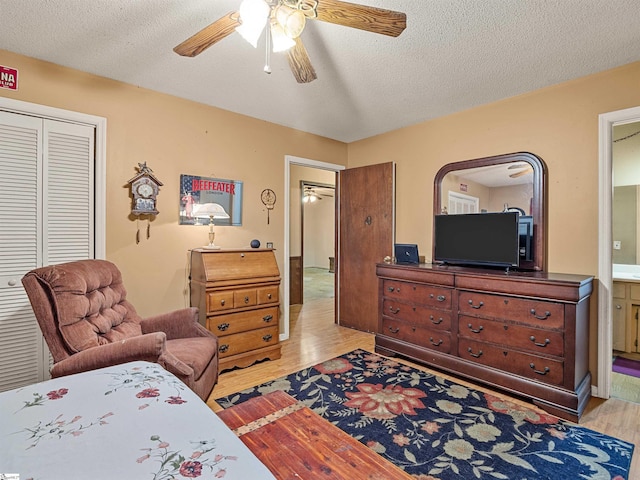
(264, 24), (272, 74)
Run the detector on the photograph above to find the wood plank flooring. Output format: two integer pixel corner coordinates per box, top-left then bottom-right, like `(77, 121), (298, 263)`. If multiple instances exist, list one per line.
(208, 297), (639, 478)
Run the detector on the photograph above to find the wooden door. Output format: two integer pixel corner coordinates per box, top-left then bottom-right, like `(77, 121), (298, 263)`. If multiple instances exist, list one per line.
(337, 162), (394, 331)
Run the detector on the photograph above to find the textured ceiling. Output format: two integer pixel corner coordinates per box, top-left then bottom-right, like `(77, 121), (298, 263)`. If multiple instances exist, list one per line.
(1, 0), (640, 142)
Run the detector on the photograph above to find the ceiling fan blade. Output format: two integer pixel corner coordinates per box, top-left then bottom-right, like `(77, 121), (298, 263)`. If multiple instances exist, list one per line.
(315, 0), (406, 37)
(174, 12), (240, 57)
(287, 37), (317, 84)
(509, 169), (531, 178)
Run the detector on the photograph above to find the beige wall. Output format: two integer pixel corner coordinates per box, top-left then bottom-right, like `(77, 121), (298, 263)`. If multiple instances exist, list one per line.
(0, 50), (347, 319)
(348, 61), (640, 276)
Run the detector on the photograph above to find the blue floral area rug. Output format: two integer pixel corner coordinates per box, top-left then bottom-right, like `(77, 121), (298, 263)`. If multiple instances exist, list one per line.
(216, 350), (634, 480)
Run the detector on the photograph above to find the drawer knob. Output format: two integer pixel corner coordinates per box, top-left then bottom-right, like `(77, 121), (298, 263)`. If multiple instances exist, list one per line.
(468, 300), (484, 309)
(430, 315), (443, 325)
(529, 336), (550, 347)
(387, 286), (400, 293)
(429, 337), (443, 347)
(389, 305), (401, 314)
(467, 323), (484, 334)
(262, 334), (273, 342)
(244, 296), (250, 304)
(217, 323), (230, 331)
(220, 299), (226, 306)
(529, 363), (550, 376)
(218, 344), (229, 353)
(616, 304), (622, 309)
(263, 314), (273, 322)
(530, 309), (551, 320)
(267, 293), (272, 299)
(430, 294), (446, 302)
(467, 347), (483, 358)
(388, 326), (400, 334)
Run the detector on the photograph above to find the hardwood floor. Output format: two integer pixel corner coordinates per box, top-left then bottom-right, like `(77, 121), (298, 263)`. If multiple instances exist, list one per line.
(208, 297), (639, 478)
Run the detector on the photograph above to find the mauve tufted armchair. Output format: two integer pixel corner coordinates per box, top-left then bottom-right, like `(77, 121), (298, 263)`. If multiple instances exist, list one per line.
(21, 259), (219, 401)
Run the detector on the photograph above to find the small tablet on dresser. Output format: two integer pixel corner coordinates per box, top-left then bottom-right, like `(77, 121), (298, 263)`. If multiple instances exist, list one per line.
(394, 243), (419, 264)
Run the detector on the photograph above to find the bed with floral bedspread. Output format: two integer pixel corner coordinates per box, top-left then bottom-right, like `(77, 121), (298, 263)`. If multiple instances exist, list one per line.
(0, 361), (276, 480)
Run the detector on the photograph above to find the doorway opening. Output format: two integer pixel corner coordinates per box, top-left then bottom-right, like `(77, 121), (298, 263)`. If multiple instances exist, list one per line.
(282, 156), (344, 342)
(597, 105), (640, 401)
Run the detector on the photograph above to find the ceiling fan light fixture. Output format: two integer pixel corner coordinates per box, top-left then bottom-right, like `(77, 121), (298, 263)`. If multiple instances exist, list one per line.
(271, 23), (296, 52)
(275, 4), (306, 38)
(236, 0), (270, 48)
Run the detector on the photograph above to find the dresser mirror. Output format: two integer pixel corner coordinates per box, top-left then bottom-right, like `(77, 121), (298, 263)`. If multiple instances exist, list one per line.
(433, 152), (547, 271)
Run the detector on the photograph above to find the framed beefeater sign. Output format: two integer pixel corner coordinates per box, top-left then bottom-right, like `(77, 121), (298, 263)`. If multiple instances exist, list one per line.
(180, 174), (243, 226)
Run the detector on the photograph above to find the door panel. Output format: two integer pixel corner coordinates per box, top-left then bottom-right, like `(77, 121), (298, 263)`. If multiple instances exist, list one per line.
(337, 162), (394, 331)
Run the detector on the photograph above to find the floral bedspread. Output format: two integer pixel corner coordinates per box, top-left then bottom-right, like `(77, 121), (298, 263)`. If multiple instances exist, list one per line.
(0, 361), (276, 480)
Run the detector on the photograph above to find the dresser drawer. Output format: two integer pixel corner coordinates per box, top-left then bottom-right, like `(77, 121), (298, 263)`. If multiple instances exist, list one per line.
(382, 299), (451, 331)
(258, 286), (278, 304)
(381, 317), (451, 353)
(208, 307), (279, 336)
(383, 280), (452, 309)
(458, 315), (564, 356)
(217, 325), (279, 358)
(207, 291), (235, 312)
(459, 338), (564, 386)
(458, 291), (565, 329)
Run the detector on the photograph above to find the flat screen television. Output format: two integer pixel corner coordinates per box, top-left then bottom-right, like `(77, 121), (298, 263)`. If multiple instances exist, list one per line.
(434, 212), (520, 268)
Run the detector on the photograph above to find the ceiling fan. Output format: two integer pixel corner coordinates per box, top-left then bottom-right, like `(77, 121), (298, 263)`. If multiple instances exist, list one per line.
(508, 163), (534, 178)
(173, 0), (407, 83)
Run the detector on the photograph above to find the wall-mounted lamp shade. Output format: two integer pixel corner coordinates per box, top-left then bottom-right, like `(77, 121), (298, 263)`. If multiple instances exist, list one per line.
(193, 203), (230, 250)
(236, 0), (270, 48)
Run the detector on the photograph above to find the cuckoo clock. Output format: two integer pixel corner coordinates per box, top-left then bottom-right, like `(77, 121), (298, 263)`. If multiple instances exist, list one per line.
(127, 162), (163, 216)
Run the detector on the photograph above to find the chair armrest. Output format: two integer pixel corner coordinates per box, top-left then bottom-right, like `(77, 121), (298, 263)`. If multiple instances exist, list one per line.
(141, 307), (213, 340)
(49, 332), (167, 378)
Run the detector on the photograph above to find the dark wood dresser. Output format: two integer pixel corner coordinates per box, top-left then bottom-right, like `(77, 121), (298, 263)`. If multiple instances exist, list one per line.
(190, 248), (282, 372)
(375, 263), (593, 422)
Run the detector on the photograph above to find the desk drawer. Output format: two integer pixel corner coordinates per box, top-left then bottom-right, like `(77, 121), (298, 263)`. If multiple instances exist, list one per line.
(217, 325), (279, 358)
(258, 286), (278, 304)
(207, 291), (235, 312)
(208, 307), (279, 336)
(234, 289), (257, 308)
(458, 291), (564, 329)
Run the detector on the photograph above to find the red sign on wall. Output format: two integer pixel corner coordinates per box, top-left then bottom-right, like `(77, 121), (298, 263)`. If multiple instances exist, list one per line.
(0, 65), (18, 90)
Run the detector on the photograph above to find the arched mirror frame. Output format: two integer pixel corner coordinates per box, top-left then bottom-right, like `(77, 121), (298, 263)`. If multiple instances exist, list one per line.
(433, 152), (548, 272)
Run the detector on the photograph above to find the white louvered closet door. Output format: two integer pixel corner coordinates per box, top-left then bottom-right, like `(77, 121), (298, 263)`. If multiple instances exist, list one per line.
(0, 111), (95, 392)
